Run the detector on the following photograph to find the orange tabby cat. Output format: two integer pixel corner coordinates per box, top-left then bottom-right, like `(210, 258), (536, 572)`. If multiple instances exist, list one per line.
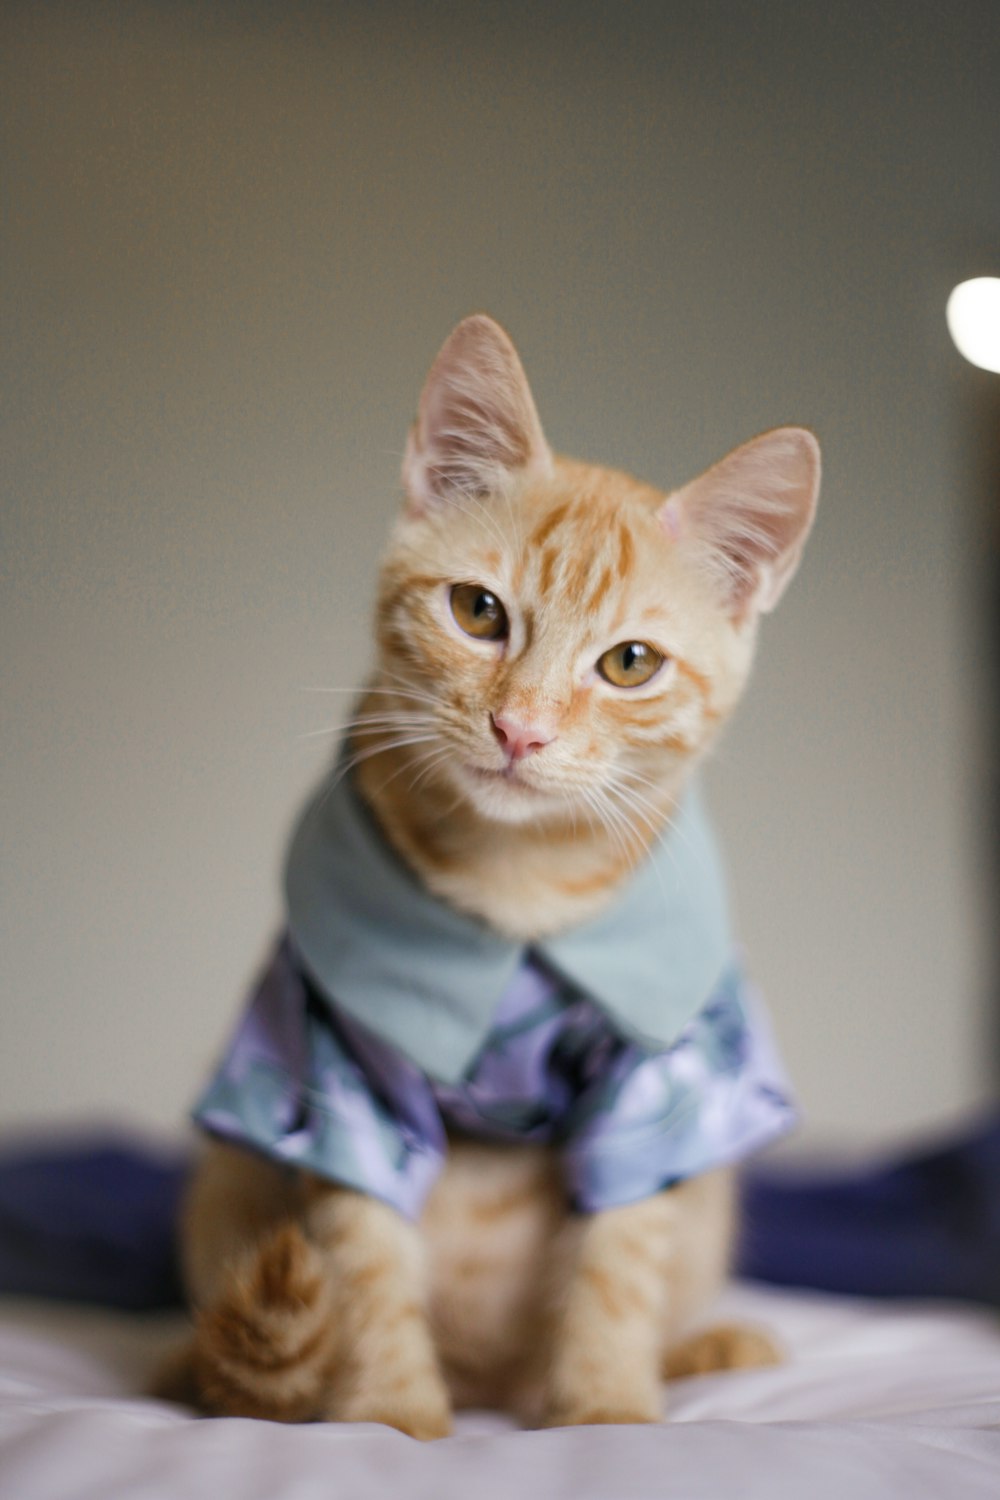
(161, 315), (820, 1435)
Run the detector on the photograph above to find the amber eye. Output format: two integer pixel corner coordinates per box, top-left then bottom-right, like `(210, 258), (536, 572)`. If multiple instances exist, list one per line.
(450, 583), (510, 641)
(597, 641), (664, 688)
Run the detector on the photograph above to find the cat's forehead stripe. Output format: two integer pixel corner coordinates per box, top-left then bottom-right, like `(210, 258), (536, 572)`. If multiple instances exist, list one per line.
(533, 506), (640, 614)
(584, 563), (616, 613)
(537, 545), (559, 599)
(528, 501), (572, 550)
(615, 523), (635, 581)
(564, 545), (596, 604)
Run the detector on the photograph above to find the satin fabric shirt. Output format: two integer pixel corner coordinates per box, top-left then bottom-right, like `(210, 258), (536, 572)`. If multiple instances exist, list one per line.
(193, 768), (796, 1218)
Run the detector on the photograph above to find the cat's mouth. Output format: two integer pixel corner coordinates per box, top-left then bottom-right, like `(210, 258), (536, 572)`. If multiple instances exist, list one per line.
(456, 759), (555, 824)
(464, 762), (537, 791)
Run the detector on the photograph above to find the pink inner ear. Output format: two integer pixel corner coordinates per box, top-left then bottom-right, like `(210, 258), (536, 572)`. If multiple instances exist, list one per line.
(403, 315), (551, 514)
(659, 498), (683, 542)
(423, 389), (531, 494)
(667, 427), (821, 617)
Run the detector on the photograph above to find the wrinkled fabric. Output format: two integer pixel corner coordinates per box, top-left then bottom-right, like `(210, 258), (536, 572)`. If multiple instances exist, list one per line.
(5, 1286), (1000, 1499)
(193, 938), (796, 1218)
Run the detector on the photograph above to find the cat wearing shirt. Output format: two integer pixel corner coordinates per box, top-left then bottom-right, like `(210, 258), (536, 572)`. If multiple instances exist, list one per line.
(159, 315), (820, 1435)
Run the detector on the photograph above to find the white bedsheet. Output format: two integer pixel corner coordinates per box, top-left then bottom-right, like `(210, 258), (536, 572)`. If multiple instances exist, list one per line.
(1, 1284), (998, 1499)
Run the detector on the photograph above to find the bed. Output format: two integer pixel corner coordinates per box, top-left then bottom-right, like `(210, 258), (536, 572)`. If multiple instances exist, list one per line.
(2, 1281), (998, 1499)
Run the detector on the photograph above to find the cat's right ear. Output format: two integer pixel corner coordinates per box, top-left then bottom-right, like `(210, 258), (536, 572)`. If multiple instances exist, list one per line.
(402, 315), (552, 516)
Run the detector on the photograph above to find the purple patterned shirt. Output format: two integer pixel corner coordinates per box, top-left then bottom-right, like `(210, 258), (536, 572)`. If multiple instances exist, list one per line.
(194, 937), (796, 1219)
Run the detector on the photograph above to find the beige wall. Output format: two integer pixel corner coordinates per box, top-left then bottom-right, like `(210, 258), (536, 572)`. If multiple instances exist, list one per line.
(3, 3), (999, 1146)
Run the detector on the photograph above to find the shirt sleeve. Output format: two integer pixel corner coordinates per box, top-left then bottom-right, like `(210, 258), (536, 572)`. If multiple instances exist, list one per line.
(191, 936), (447, 1220)
(561, 965), (798, 1212)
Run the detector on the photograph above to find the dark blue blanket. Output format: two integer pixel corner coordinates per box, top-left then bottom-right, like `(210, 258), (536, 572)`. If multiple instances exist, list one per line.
(739, 1112), (1000, 1304)
(1, 1115), (998, 1310)
(0, 1135), (187, 1310)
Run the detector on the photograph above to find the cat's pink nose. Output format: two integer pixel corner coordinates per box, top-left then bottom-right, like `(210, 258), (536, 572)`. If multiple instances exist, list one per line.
(490, 713), (555, 761)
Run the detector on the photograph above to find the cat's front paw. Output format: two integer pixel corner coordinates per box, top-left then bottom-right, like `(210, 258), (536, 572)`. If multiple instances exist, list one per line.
(333, 1382), (453, 1441)
(542, 1374), (659, 1428)
(663, 1321), (783, 1379)
(540, 1391), (662, 1428)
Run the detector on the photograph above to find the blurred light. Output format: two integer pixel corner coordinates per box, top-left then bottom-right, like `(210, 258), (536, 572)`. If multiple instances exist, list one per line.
(946, 277), (1000, 374)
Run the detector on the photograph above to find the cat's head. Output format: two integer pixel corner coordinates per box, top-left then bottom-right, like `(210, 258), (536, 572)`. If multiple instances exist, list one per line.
(370, 315), (819, 831)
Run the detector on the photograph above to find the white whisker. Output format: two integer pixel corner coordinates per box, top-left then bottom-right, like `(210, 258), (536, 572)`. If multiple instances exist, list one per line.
(595, 781), (677, 920)
(300, 706), (437, 744)
(378, 671), (443, 704)
(330, 732), (441, 790)
(610, 766), (717, 886)
(374, 743), (452, 799)
(303, 683), (441, 709)
(299, 725), (348, 742)
(603, 775), (666, 843)
(406, 747), (455, 795)
(579, 785), (630, 869)
(345, 712), (437, 732)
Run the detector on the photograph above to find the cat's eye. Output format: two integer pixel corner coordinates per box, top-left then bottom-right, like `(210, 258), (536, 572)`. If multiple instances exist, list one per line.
(597, 641), (664, 688)
(450, 583), (509, 641)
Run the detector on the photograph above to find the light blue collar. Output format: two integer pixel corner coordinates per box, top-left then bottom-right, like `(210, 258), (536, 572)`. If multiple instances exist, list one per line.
(284, 763), (732, 1084)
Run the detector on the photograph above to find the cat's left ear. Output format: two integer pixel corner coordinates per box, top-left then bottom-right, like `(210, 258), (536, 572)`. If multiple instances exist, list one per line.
(402, 314), (552, 516)
(659, 427), (821, 618)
